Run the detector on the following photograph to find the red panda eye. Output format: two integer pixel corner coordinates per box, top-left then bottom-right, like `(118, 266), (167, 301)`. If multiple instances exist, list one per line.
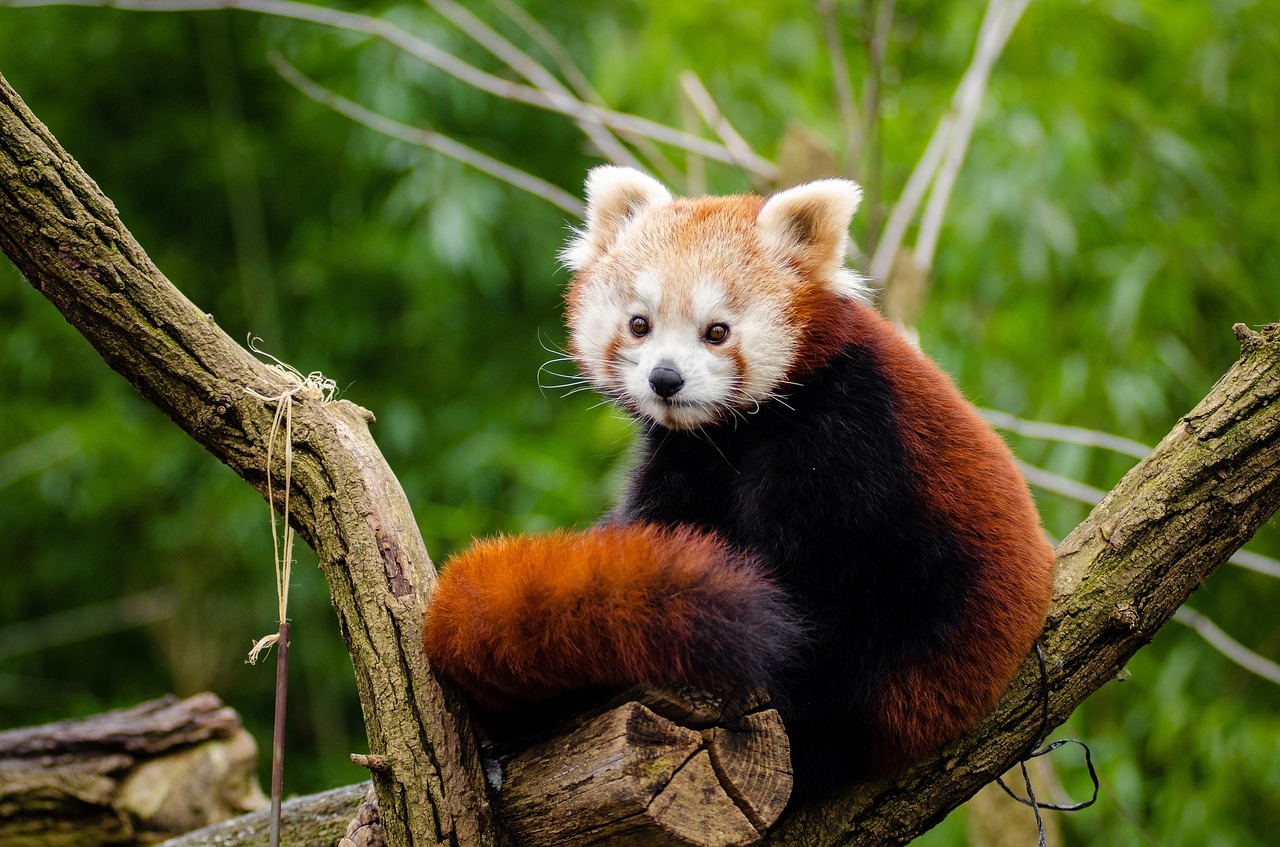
(704, 323), (730, 344)
(630, 316), (650, 337)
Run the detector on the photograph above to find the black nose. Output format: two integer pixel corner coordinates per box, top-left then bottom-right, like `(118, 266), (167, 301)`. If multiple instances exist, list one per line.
(648, 366), (685, 399)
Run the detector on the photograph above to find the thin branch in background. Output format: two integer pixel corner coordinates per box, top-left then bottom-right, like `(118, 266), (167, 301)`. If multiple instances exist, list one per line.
(1015, 458), (1110, 506)
(912, 0), (1031, 273)
(993, 408), (1279, 576)
(491, 0), (594, 101)
(270, 55), (584, 216)
(423, 0), (644, 172)
(616, 130), (688, 191)
(818, 0), (862, 169)
(866, 0), (896, 124)
(0, 425), (78, 489)
(983, 408), (1152, 458)
(0, 589), (176, 660)
(489, 0), (688, 187)
(1173, 607), (1280, 686)
(5, 0), (770, 177)
(678, 72), (772, 191)
(1228, 550), (1280, 580)
(680, 84), (706, 195)
(858, 0), (896, 252)
(197, 14), (282, 343)
(869, 0), (1031, 281)
(868, 103), (950, 281)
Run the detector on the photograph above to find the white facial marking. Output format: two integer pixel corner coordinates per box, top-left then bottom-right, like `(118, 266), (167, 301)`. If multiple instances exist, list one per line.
(632, 268), (663, 314)
(564, 181), (868, 430)
(602, 273), (737, 428)
(690, 276), (727, 325)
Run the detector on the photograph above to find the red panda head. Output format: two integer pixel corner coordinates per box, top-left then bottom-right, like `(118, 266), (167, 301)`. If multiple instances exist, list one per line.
(561, 166), (865, 430)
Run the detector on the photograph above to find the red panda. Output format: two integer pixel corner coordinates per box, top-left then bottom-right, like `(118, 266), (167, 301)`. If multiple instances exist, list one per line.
(425, 166), (1056, 800)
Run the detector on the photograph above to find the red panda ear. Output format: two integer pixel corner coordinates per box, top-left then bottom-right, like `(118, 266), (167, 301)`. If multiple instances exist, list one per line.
(758, 179), (862, 286)
(561, 166), (673, 271)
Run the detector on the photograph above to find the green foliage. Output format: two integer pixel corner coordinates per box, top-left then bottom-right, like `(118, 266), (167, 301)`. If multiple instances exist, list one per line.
(0, 1), (1276, 841)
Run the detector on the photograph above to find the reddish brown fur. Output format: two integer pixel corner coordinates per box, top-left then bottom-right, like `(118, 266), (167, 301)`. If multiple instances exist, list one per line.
(834, 303), (1056, 770)
(753, 285), (1053, 771)
(424, 523), (797, 712)
(786, 286), (865, 377)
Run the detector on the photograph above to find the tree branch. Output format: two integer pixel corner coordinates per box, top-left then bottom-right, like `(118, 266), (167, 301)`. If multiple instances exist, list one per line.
(162, 782), (373, 847)
(0, 72), (503, 847)
(269, 55), (584, 216)
(869, 0), (1030, 283)
(817, 0), (862, 168)
(678, 71), (771, 191)
(2, 0), (774, 180)
(422, 0), (644, 172)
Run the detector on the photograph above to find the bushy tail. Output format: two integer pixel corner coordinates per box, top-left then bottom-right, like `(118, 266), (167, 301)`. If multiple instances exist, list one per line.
(424, 523), (806, 712)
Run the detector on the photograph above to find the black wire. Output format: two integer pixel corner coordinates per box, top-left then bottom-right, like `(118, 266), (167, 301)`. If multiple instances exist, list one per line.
(994, 641), (1101, 846)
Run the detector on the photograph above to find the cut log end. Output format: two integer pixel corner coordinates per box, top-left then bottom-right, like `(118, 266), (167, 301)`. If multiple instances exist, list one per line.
(496, 687), (792, 847)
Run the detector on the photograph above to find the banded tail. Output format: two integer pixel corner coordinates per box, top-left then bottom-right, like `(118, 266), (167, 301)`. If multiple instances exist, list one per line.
(424, 523), (805, 712)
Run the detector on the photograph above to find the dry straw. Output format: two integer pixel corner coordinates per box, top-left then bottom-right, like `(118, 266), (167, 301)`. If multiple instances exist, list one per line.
(244, 338), (337, 662)
(243, 338), (337, 847)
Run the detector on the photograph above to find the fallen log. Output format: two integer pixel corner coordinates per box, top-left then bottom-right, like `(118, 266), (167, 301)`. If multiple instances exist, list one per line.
(0, 693), (266, 847)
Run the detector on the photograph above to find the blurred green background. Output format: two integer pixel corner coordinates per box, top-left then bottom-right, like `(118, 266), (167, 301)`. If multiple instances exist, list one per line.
(0, 1), (1276, 844)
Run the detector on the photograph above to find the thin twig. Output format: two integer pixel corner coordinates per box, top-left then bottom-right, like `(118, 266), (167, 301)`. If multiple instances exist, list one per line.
(270, 55), (584, 216)
(1173, 607), (1280, 686)
(0, 424), (78, 489)
(678, 71), (771, 191)
(913, 0), (1031, 273)
(993, 408), (1280, 576)
(197, 16), (282, 342)
(859, 0), (896, 250)
(490, 0), (595, 101)
(1228, 550), (1280, 580)
(983, 408), (1151, 458)
(4, 0), (772, 177)
(269, 620), (290, 847)
(489, 0), (687, 187)
(869, 0), (1030, 280)
(868, 106), (951, 281)
(1016, 459), (1110, 505)
(680, 86), (706, 195)
(0, 589), (176, 660)
(867, 0), (896, 118)
(423, 0), (644, 171)
(818, 0), (861, 169)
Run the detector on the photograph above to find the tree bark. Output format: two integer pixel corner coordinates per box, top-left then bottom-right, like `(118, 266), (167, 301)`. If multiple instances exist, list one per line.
(2, 68), (1278, 847)
(0, 72), (503, 847)
(162, 782), (373, 847)
(0, 694), (265, 847)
